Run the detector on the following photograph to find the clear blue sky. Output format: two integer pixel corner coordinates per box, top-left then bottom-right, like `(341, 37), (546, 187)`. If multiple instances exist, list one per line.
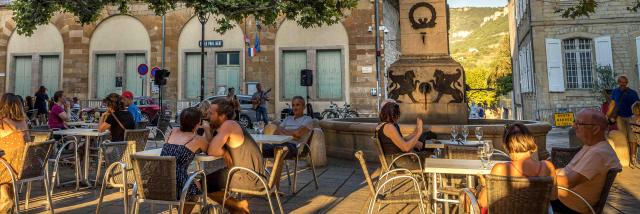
(448, 0), (508, 8)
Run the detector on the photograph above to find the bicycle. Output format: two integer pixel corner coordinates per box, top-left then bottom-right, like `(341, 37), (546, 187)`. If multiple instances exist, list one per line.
(321, 101), (359, 119)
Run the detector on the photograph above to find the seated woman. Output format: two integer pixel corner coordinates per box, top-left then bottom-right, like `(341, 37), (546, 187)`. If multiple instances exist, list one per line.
(98, 93), (135, 141)
(474, 123), (556, 213)
(160, 107), (209, 213)
(376, 100), (425, 170)
(0, 93), (30, 212)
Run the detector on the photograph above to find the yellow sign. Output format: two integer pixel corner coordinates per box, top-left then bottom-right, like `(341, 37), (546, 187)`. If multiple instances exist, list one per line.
(554, 112), (575, 127)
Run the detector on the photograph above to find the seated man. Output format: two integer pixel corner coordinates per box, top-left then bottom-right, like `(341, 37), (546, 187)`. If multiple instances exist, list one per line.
(263, 96), (313, 159)
(552, 109), (622, 214)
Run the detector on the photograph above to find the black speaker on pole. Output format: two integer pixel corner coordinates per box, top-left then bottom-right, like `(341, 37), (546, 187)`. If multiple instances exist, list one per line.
(301, 69), (313, 86)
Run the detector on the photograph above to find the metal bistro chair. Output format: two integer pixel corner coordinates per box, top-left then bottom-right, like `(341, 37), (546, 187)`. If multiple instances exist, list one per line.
(95, 141), (138, 214)
(49, 136), (81, 193)
(284, 130), (319, 194)
(550, 147), (582, 168)
(557, 168), (622, 214)
(354, 151), (426, 214)
(125, 129), (152, 152)
(130, 154), (208, 214)
(460, 175), (554, 214)
(0, 140), (56, 214)
(26, 109), (39, 128)
(224, 147), (288, 214)
(29, 129), (52, 143)
(371, 137), (391, 173)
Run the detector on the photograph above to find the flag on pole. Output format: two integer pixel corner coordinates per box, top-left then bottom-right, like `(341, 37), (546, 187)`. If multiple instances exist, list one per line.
(244, 33), (250, 45)
(254, 32), (261, 52)
(248, 47), (256, 58)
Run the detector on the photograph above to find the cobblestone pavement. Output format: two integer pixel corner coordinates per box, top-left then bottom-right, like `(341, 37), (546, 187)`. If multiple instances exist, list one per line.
(13, 129), (640, 213)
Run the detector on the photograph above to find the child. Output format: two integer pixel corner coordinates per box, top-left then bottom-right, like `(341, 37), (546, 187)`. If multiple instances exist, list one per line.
(629, 101), (640, 166)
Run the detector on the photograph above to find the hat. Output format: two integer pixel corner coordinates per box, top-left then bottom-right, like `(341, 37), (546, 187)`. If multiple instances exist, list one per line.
(122, 91), (134, 99)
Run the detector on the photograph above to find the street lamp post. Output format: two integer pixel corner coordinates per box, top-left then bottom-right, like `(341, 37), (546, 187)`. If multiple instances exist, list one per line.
(198, 13), (209, 102)
(374, 0), (382, 112)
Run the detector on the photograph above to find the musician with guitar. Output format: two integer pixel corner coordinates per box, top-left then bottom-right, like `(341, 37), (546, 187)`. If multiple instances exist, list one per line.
(251, 83), (271, 123)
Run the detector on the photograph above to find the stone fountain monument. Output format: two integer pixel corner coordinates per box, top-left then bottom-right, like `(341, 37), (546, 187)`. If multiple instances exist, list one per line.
(387, 0), (467, 124)
(319, 0), (551, 161)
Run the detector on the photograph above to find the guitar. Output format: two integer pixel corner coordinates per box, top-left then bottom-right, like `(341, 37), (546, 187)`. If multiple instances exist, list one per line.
(252, 88), (272, 110)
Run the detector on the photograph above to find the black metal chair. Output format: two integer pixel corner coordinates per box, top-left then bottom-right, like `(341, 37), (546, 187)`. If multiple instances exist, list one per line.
(557, 168), (622, 214)
(95, 141), (138, 214)
(284, 130), (318, 194)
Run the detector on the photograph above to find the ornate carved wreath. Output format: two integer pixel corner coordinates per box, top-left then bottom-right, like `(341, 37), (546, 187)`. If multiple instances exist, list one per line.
(409, 2), (437, 29)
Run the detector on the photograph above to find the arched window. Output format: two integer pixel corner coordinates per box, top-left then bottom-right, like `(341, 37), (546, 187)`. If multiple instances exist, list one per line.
(562, 38), (594, 89)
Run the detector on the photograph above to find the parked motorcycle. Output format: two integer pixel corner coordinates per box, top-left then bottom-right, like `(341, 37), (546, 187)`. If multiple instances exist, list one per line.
(321, 101), (359, 119)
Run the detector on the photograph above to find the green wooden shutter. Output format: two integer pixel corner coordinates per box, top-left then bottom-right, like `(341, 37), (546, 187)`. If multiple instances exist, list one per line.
(317, 50), (342, 99)
(14, 56), (32, 97)
(41, 56), (60, 94)
(185, 53), (202, 99)
(96, 54), (117, 98)
(216, 66), (240, 94)
(125, 54), (146, 96)
(282, 51), (307, 99)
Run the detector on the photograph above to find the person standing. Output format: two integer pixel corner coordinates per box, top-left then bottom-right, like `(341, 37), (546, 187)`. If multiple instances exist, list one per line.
(0, 93), (30, 213)
(251, 83), (270, 123)
(121, 91), (142, 123)
(227, 87), (241, 121)
(34, 86), (49, 120)
(48, 91), (70, 130)
(608, 75), (639, 156)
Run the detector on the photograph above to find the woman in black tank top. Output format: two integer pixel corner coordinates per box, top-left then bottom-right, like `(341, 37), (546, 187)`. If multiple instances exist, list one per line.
(377, 100), (427, 170)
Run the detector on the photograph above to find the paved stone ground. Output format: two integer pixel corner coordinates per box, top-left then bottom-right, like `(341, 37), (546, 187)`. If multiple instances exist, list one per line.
(13, 128), (640, 213)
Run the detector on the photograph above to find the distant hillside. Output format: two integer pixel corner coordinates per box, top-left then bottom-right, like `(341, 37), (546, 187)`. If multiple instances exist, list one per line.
(449, 7), (509, 68)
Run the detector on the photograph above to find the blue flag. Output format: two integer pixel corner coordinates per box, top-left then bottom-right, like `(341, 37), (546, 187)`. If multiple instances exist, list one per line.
(254, 32), (261, 52)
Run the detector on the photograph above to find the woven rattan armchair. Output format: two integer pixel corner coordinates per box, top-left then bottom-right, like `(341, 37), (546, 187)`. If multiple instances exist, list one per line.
(550, 147), (582, 168)
(460, 175), (553, 214)
(354, 151), (427, 214)
(29, 129), (52, 143)
(372, 137), (391, 172)
(95, 141), (138, 214)
(445, 144), (482, 160)
(556, 168), (622, 214)
(0, 140), (56, 214)
(284, 130), (318, 194)
(224, 147), (288, 214)
(124, 129), (151, 151)
(130, 154), (209, 214)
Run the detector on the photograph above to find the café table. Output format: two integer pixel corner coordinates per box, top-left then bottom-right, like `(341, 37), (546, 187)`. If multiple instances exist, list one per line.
(250, 134), (293, 145)
(53, 128), (109, 187)
(66, 121), (99, 128)
(422, 140), (488, 149)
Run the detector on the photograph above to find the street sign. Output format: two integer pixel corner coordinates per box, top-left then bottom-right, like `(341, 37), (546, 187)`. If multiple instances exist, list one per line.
(199, 40), (223, 48)
(554, 112), (574, 127)
(150, 67), (160, 77)
(137, 64), (149, 76)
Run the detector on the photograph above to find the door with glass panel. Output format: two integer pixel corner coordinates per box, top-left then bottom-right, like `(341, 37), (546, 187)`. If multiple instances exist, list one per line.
(96, 54), (117, 98)
(14, 56), (32, 97)
(282, 51), (307, 99)
(41, 55), (60, 94)
(215, 52), (240, 95)
(185, 53), (202, 99)
(316, 50), (343, 100)
(125, 54), (146, 96)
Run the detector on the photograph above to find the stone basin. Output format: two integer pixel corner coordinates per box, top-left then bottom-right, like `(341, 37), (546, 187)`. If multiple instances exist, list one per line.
(319, 118), (552, 162)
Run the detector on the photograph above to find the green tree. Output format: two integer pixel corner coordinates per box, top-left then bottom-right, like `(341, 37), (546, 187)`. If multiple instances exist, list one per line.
(487, 36), (512, 100)
(591, 65), (617, 102)
(465, 66), (497, 106)
(555, 0), (640, 18)
(10, 0), (358, 36)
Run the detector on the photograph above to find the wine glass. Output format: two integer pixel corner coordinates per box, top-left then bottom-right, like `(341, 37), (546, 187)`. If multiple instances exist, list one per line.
(478, 148), (489, 169)
(475, 127), (483, 141)
(253, 122), (260, 133)
(461, 126), (469, 143)
(450, 126), (458, 142)
(257, 121), (265, 134)
(484, 141), (494, 164)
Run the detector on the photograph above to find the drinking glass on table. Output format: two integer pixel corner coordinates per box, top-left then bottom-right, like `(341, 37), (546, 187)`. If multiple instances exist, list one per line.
(450, 126), (458, 142)
(257, 121), (265, 134)
(253, 122), (260, 133)
(478, 148), (489, 169)
(484, 141), (494, 164)
(475, 127), (483, 141)
(461, 126), (469, 143)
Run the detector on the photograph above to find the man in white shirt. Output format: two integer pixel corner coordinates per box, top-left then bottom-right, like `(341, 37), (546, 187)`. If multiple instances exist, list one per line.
(553, 109), (622, 214)
(263, 96), (313, 158)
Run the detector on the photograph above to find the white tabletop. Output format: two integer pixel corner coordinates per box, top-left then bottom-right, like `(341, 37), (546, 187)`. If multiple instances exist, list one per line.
(423, 158), (506, 175)
(135, 148), (219, 162)
(250, 134), (293, 144)
(53, 128), (109, 137)
(423, 140), (487, 149)
(66, 122), (99, 127)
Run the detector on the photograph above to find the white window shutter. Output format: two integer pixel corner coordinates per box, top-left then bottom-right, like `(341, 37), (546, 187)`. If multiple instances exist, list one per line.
(546, 38), (565, 92)
(636, 36), (640, 80)
(595, 36), (614, 70)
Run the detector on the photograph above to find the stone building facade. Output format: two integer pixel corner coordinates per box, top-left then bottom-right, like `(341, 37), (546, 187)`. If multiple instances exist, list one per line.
(0, 1), (382, 116)
(510, 0), (640, 121)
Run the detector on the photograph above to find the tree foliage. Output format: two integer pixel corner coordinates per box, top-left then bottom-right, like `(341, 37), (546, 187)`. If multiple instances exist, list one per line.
(555, 0), (640, 19)
(10, 0), (358, 36)
(591, 65), (617, 102)
(465, 67), (497, 106)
